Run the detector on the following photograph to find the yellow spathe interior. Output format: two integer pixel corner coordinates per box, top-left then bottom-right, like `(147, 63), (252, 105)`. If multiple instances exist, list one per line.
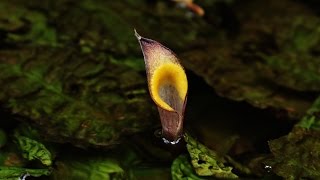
(150, 63), (188, 111)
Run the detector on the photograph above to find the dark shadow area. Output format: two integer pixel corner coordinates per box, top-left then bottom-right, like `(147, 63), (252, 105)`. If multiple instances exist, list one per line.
(185, 70), (295, 153)
(0, 107), (19, 132)
(296, 0), (320, 15)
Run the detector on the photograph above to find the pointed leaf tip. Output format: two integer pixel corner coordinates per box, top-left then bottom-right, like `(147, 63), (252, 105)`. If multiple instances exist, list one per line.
(134, 29), (141, 40)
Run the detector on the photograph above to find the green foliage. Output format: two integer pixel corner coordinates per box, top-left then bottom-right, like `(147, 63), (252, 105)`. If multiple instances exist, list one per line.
(183, 134), (238, 179)
(0, 47), (153, 147)
(171, 155), (204, 180)
(268, 96), (320, 179)
(256, 11), (320, 92)
(15, 135), (52, 166)
(181, 1), (320, 118)
(0, 2), (57, 46)
(260, 54), (320, 92)
(109, 57), (145, 71)
(297, 97), (320, 130)
(52, 156), (125, 180)
(0, 166), (50, 179)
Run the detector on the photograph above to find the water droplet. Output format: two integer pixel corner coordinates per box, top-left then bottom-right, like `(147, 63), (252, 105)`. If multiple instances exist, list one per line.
(162, 137), (181, 145)
(264, 165), (272, 173)
(154, 129), (182, 145)
(20, 173), (30, 180)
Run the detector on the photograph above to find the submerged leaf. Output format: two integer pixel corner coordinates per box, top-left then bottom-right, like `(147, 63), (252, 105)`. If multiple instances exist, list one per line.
(184, 134), (238, 179)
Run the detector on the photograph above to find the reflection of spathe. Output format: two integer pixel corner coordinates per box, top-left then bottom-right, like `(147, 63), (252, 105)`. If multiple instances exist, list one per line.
(135, 30), (188, 144)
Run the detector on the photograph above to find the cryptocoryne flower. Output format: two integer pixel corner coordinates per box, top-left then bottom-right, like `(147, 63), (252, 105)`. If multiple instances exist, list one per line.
(135, 30), (188, 144)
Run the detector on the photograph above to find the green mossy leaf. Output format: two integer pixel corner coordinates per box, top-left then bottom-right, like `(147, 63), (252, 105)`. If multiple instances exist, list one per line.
(0, 2), (57, 46)
(268, 96), (320, 179)
(0, 166), (50, 179)
(1, 0), (316, 119)
(0, 47), (154, 147)
(181, 0), (319, 118)
(14, 135), (52, 166)
(184, 134), (238, 179)
(171, 155), (204, 180)
(52, 156), (125, 180)
(296, 97), (320, 130)
(257, 16), (320, 92)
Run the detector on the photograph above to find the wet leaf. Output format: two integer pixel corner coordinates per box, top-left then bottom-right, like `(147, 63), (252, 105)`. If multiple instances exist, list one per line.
(15, 135), (52, 166)
(184, 134), (238, 179)
(171, 155), (204, 180)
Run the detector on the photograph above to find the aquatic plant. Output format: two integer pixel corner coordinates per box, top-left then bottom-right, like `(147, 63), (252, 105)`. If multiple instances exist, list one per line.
(135, 30), (188, 144)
